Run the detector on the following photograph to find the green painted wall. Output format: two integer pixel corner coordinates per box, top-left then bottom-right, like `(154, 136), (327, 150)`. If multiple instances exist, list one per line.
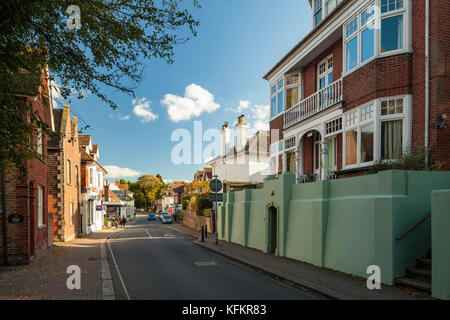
(218, 170), (450, 285)
(431, 190), (450, 300)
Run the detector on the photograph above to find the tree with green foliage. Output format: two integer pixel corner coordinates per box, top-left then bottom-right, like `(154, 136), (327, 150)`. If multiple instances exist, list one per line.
(138, 174), (164, 206)
(0, 0), (200, 169)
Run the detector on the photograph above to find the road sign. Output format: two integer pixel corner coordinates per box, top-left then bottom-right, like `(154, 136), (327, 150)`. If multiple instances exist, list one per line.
(209, 179), (222, 192)
(209, 193), (223, 202)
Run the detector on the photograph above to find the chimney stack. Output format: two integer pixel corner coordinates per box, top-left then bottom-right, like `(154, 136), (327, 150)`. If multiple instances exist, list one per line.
(235, 115), (248, 153)
(104, 180), (110, 202)
(221, 122), (230, 157)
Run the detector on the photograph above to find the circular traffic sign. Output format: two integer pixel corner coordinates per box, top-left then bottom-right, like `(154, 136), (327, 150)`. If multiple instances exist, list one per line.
(209, 179), (222, 192)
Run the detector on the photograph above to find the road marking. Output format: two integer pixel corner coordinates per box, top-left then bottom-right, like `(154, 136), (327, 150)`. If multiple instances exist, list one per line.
(145, 229), (153, 239)
(107, 231), (131, 300)
(194, 261), (219, 267)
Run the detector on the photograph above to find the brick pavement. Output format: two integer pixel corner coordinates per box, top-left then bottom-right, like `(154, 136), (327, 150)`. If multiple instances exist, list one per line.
(0, 228), (118, 300)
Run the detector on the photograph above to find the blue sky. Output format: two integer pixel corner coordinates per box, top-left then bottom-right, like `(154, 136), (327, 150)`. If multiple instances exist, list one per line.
(54, 0), (312, 182)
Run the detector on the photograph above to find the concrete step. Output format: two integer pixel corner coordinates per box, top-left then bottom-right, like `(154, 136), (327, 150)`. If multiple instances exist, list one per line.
(416, 258), (432, 270)
(407, 267), (432, 281)
(396, 277), (431, 293)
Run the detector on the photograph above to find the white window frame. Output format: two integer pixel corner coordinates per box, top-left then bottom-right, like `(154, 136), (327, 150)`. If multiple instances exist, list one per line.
(342, 95), (411, 170)
(326, 136), (338, 171)
(317, 54), (334, 90)
(37, 127), (43, 156)
(343, 0), (411, 76)
(97, 172), (102, 188)
(38, 185), (44, 227)
(285, 74), (301, 111)
(89, 167), (94, 186)
(270, 76), (285, 120)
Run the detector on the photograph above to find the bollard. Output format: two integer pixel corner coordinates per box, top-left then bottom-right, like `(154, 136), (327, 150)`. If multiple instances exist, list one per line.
(204, 225), (208, 238)
(201, 226), (205, 242)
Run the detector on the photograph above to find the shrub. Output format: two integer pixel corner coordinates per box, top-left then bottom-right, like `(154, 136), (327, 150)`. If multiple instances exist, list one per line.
(182, 195), (192, 210)
(196, 198), (213, 215)
(203, 208), (212, 217)
(367, 146), (445, 175)
(177, 212), (184, 221)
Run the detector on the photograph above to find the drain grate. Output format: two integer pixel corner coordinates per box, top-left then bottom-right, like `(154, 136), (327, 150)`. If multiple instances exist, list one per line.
(194, 261), (218, 267)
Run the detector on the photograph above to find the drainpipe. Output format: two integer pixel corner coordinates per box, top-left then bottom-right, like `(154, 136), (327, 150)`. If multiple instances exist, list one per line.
(1, 167), (8, 265)
(425, 0), (430, 165)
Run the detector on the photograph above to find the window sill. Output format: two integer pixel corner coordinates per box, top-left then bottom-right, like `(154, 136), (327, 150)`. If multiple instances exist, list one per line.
(343, 49), (410, 78)
(341, 162), (374, 173)
(38, 224), (46, 230)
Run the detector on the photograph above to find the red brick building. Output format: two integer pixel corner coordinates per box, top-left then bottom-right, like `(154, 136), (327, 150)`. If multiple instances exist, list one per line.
(266, 0), (449, 182)
(0, 71), (54, 265)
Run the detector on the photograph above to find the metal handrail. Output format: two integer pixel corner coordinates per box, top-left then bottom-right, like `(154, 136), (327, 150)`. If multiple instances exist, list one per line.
(396, 212), (431, 241)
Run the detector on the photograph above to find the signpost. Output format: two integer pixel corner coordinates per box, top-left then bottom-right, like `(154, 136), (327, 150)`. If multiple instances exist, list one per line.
(209, 176), (223, 245)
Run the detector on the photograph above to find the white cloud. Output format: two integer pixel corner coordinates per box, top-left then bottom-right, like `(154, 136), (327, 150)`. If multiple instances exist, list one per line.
(248, 104), (270, 135)
(104, 166), (142, 179)
(161, 84), (220, 122)
(133, 98), (158, 123)
(118, 115), (130, 121)
(227, 100), (250, 113)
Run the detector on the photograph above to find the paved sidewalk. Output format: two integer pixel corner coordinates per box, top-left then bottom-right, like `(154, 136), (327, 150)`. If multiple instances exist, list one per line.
(169, 223), (431, 300)
(0, 228), (120, 300)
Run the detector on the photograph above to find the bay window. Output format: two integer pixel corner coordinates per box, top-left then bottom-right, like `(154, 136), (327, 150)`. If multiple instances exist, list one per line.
(344, 104), (375, 167)
(270, 78), (284, 118)
(343, 95), (411, 169)
(381, 15), (403, 53)
(344, 1), (409, 73)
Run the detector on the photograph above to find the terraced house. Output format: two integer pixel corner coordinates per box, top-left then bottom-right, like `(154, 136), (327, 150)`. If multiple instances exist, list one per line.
(266, 0), (450, 181)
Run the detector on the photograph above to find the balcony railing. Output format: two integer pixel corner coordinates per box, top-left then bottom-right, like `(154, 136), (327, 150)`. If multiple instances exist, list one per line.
(284, 78), (343, 129)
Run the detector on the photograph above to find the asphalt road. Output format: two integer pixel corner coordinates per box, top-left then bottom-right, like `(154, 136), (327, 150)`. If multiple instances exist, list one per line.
(107, 214), (317, 300)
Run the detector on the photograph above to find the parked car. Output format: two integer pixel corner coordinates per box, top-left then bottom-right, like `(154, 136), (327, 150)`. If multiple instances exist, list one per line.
(158, 212), (168, 221)
(148, 213), (156, 221)
(161, 213), (173, 224)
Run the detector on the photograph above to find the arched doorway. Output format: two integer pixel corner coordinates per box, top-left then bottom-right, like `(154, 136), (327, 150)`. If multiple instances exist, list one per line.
(297, 129), (322, 182)
(268, 206), (278, 254)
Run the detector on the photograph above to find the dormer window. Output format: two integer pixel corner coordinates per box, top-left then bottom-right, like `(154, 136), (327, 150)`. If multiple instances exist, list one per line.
(314, 0), (343, 27)
(313, 0), (323, 26)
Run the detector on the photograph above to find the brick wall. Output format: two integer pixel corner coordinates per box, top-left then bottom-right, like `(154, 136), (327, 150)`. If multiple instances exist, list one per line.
(303, 40), (343, 98)
(343, 54), (412, 112)
(0, 93), (50, 265)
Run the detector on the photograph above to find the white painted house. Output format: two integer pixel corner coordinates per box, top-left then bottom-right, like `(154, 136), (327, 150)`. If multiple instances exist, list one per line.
(79, 136), (107, 235)
(207, 115), (270, 183)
